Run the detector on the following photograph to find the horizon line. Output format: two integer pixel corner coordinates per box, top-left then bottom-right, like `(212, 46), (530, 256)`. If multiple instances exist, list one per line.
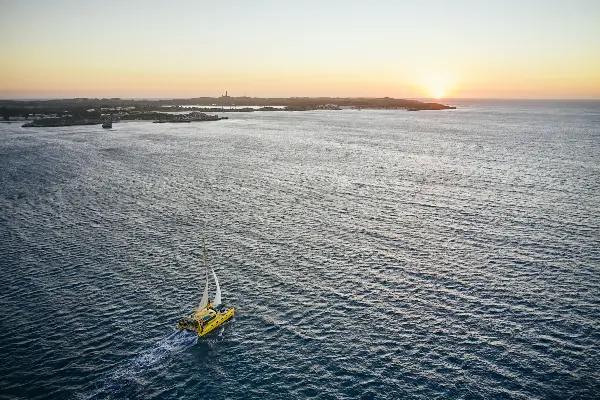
(1, 96), (599, 102)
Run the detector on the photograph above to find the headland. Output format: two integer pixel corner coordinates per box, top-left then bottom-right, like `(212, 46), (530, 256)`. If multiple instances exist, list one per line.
(1, 96), (455, 127)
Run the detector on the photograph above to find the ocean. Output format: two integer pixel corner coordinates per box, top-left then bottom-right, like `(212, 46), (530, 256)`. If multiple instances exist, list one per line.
(0, 100), (599, 399)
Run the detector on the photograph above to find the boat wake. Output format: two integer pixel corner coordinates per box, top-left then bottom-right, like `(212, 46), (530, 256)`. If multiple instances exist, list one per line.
(85, 330), (197, 399)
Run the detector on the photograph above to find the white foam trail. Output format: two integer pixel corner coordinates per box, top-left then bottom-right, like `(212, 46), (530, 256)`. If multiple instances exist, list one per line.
(130, 330), (197, 368)
(85, 330), (197, 399)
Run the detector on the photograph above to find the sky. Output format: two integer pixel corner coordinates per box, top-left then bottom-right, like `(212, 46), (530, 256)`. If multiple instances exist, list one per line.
(1, 0), (599, 99)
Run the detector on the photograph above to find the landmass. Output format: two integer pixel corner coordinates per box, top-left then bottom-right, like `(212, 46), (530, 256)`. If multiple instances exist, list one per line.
(20, 111), (228, 127)
(126, 111), (227, 123)
(0, 96), (456, 127)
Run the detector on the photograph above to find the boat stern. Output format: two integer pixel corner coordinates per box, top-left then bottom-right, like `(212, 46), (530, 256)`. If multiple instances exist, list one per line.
(176, 315), (200, 332)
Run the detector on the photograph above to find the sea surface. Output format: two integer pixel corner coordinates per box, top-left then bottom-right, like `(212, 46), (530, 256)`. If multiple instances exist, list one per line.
(0, 100), (599, 399)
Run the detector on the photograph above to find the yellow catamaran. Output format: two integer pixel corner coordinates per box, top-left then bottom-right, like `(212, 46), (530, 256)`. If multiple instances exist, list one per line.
(176, 241), (234, 336)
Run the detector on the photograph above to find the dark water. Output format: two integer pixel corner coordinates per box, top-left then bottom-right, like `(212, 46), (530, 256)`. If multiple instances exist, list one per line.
(1, 101), (599, 399)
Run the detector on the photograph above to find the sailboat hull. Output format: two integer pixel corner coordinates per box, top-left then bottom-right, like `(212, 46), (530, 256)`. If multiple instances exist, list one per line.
(199, 307), (234, 336)
(177, 305), (235, 337)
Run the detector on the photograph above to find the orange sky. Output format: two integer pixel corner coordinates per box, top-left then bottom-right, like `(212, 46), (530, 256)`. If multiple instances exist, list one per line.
(1, 1), (599, 99)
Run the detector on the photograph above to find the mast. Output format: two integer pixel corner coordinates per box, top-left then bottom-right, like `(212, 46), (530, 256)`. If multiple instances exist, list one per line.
(204, 238), (221, 306)
(198, 238), (209, 310)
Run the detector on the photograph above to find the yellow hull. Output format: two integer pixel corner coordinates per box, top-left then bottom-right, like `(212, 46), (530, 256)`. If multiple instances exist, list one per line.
(177, 306), (235, 337)
(199, 307), (234, 336)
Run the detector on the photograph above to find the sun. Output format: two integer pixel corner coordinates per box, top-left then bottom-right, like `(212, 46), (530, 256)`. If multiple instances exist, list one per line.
(420, 73), (456, 100)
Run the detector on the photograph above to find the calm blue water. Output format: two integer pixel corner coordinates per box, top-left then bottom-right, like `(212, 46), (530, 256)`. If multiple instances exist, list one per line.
(1, 101), (599, 399)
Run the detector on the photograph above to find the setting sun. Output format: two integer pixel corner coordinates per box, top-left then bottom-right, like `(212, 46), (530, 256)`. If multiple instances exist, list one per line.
(420, 73), (456, 100)
(1, 2), (598, 99)
(1, 2), (600, 400)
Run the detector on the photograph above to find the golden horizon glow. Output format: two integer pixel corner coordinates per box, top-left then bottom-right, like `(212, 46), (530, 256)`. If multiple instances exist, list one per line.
(414, 72), (458, 100)
(1, 1), (599, 100)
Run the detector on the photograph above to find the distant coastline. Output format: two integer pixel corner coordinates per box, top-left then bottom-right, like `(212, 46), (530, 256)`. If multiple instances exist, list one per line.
(1, 96), (456, 127)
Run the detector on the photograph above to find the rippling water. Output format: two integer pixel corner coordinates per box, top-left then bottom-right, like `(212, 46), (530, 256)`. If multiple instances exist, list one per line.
(1, 100), (599, 399)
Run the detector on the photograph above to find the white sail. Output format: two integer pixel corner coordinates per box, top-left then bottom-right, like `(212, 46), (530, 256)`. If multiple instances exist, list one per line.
(198, 238), (209, 310)
(198, 269), (209, 310)
(211, 267), (222, 306)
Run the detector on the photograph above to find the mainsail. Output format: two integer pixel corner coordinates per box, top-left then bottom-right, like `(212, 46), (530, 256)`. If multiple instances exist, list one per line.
(211, 267), (222, 306)
(198, 269), (209, 310)
(198, 239), (210, 310)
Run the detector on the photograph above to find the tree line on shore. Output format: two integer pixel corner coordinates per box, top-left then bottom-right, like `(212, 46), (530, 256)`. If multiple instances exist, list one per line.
(1, 96), (454, 120)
